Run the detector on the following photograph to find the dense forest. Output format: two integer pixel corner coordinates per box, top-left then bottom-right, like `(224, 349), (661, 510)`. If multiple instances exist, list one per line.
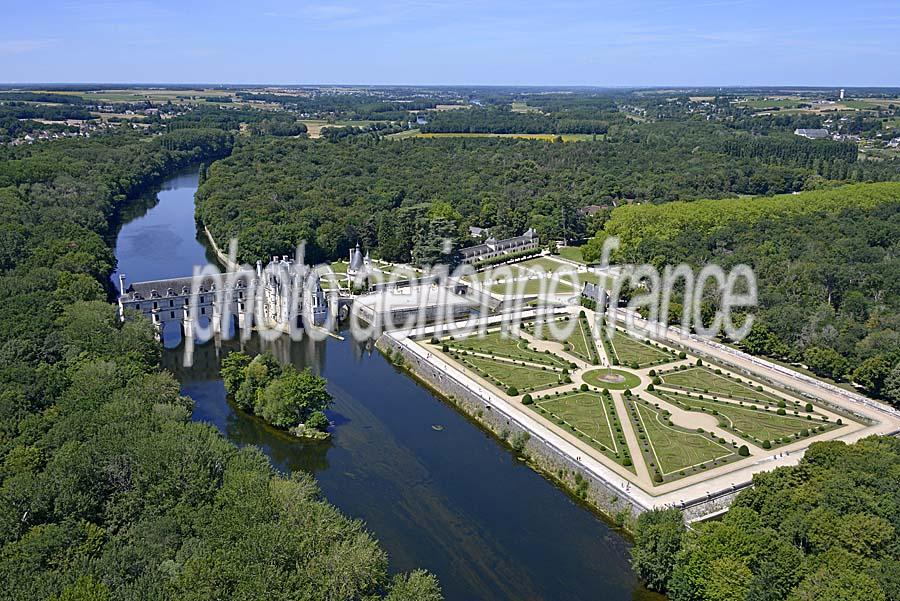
(0, 129), (441, 599)
(585, 184), (900, 401)
(632, 436), (900, 601)
(420, 106), (617, 134)
(196, 122), (896, 265)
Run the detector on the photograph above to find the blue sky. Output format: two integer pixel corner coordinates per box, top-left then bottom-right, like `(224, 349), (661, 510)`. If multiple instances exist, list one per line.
(2, 0), (898, 85)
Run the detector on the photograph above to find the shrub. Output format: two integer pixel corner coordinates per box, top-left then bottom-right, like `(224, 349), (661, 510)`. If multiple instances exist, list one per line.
(738, 445), (750, 456)
(580, 383), (588, 392)
(623, 457), (632, 467)
(762, 440), (772, 449)
(805, 403), (813, 412)
(507, 386), (519, 396)
(441, 344), (449, 353)
(305, 410), (329, 432)
(649, 369), (656, 376)
(696, 359), (703, 366)
(647, 384), (655, 391)
(522, 394), (533, 405)
(777, 408), (786, 416)
(678, 351), (687, 359)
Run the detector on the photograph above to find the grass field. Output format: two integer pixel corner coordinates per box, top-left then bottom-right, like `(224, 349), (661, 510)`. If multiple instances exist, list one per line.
(736, 98), (805, 109)
(607, 331), (677, 368)
(517, 256), (575, 274)
(302, 119), (389, 138)
(444, 331), (568, 367)
(660, 367), (782, 403)
(652, 389), (833, 445)
(582, 368), (641, 390)
(454, 354), (562, 393)
(631, 400), (735, 477)
(490, 277), (576, 296)
(557, 246), (586, 264)
(533, 393), (631, 465)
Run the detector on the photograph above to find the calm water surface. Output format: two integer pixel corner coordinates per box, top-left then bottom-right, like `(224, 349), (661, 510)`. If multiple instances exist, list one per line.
(113, 167), (661, 601)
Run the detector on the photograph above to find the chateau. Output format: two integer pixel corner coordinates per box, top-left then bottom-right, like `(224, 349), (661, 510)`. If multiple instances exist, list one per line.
(459, 228), (539, 264)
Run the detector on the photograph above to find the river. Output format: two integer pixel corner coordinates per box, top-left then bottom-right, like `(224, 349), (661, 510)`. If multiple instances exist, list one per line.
(112, 167), (659, 601)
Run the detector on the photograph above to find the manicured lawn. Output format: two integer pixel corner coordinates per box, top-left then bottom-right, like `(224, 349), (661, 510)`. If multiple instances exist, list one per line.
(468, 265), (529, 283)
(490, 277), (575, 296)
(531, 392), (633, 470)
(525, 316), (599, 364)
(536, 393), (620, 453)
(517, 256), (574, 275)
(606, 330), (678, 367)
(582, 368), (641, 390)
(660, 367), (782, 403)
(454, 354), (563, 393)
(557, 246), (585, 264)
(631, 400), (736, 477)
(651, 389), (835, 446)
(444, 330), (568, 367)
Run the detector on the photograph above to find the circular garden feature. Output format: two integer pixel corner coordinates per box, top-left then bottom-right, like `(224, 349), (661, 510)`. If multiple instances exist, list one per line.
(582, 368), (641, 390)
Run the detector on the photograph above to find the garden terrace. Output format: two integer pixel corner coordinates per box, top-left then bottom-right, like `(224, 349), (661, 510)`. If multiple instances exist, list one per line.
(650, 388), (841, 448)
(443, 330), (570, 368)
(602, 328), (679, 369)
(658, 365), (785, 404)
(447, 352), (565, 394)
(626, 396), (740, 484)
(531, 390), (634, 471)
(524, 315), (600, 365)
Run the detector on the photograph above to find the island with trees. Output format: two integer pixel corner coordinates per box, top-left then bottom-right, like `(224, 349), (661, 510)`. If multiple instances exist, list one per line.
(220, 352), (332, 440)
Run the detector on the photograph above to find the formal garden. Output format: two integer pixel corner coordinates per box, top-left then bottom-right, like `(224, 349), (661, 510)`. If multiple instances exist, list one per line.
(529, 389), (634, 470)
(649, 388), (840, 449)
(601, 327), (680, 369)
(626, 395), (742, 484)
(442, 350), (568, 394)
(443, 329), (571, 368)
(582, 368), (642, 390)
(658, 365), (786, 404)
(524, 314), (601, 365)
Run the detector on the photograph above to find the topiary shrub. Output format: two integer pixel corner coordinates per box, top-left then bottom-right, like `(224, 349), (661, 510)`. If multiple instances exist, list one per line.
(738, 445), (750, 456)
(679, 351), (687, 359)
(647, 384), (655, 391)
(805, 403), (813, 412)
(762, 440), (772, 449)
(507, 386), (519, 396)
(522, 394), (533, 405)
(580, 383), (588, 392)
(777, 408), (786, 416)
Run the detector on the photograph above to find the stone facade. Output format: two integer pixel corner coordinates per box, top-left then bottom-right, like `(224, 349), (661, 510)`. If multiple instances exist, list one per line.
(118, 255), (327, 338)
(459, 228), (539, 264)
